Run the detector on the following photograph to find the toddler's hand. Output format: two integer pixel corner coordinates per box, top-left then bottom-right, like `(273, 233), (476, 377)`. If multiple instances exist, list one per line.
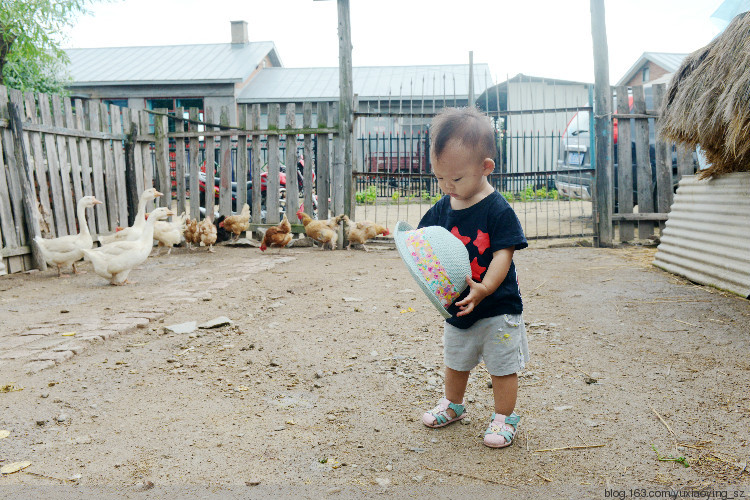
(455, 275), (490, 317)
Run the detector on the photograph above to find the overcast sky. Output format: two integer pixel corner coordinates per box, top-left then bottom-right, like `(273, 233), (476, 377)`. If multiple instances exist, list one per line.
(65, 0), (724, 84)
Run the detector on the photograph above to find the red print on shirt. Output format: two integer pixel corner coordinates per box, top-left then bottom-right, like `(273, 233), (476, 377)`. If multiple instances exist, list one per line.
(473, 229), (490, 255)
(451, 226), (471, 245)
(470, 257), (486, 281)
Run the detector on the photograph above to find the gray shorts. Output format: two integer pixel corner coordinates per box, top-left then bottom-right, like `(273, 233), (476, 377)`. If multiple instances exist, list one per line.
(443, 314), (529, 376)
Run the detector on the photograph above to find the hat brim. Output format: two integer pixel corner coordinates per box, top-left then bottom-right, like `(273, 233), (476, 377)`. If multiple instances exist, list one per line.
(394, 221), (453, 319)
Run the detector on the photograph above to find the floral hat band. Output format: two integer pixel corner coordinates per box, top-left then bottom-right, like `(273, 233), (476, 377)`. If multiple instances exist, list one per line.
(394, 221), (471, 318)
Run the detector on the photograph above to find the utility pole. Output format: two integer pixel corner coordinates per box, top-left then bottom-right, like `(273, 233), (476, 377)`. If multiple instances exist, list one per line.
(315, 0), (353, 247)
(337, 0), (354, 226)
(590, 0), (613, 247)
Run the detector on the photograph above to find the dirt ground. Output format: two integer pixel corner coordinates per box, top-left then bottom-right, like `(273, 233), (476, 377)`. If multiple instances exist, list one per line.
(0, 237), (749, 499)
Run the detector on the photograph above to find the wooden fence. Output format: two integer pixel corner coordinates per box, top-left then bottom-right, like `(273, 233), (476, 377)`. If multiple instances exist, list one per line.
(609, 83), (697, 242)
(0, 84), (339, 275)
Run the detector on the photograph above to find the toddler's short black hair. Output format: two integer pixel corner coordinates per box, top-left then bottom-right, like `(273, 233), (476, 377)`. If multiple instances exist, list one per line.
(430, 107), (496, 164)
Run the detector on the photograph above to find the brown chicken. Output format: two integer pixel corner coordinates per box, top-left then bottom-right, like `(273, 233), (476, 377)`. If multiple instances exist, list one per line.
(343, 216), (390, 252)
(218, 203), (250, 242)
(260, 214), (292, 252)
(198, 217), (218, 252)
(183, 216), (201, 250)
(297, 211), (345, 250)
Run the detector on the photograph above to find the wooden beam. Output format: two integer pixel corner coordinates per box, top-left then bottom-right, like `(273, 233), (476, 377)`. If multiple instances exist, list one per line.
(8, 101), (46, 271)
(611, 213), (669, 222)
(590, 0), (613, 247)
(615, 85), (634, 242)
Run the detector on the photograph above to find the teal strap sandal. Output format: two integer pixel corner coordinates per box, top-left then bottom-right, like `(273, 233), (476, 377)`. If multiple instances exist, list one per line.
(483, 412), (520, 448)
(422, 397), (466, 428)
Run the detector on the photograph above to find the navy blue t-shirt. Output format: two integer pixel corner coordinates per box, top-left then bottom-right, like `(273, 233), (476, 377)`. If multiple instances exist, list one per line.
(418, 191), (527, 329)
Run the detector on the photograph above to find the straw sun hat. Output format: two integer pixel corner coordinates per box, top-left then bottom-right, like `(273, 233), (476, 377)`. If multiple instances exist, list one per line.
(394, 221), (471, 318)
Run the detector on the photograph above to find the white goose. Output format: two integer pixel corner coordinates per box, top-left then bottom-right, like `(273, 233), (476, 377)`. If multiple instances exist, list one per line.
(99, 187), (163, 244)
(82, 207), (174, 285)
(34, 195), (102, 277)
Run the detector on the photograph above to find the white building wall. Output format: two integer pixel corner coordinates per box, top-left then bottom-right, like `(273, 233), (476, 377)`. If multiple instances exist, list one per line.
(505, 80), (590, 176)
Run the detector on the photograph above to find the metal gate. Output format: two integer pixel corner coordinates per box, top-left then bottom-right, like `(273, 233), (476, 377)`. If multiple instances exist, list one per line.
(352, 76), (595, 240)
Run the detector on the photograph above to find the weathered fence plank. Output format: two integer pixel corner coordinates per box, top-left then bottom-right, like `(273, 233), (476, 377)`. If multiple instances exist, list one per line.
(615, 85), (634, 242)
(0, 118), (19, 249)
(109, 104), (128, 226)
(51, 95), (77, 233)
(251, 105), (262, 224)
(138, 110), (154, 213)
(631, 85), (654, 238)
(302, 102), (314, 218)
(652, 83), (673, 227)
(36, 94), (68, 236)
(74, 99), (96, 236)
(236, 106), (248, 212)
(87, 101), (109, 234)
(122, 108), (144, 218)
(174, 107), (187, 215)
(187, 107), (200, 221)
(122, 108), (140, 226)
(219, 106), (232, 216)
(317, 102), (330, 220)
(99, 102), (120, 230)
(23, 92), (54, 237)
(8, 100), (46, 270)
(153, 108), (170, 210)
(266, 104), (281, 224)
(285, 103), (299, 216)
(677, 144), (694, 178)
(203, 108), (216, 218)
(62, 97), (84, 214)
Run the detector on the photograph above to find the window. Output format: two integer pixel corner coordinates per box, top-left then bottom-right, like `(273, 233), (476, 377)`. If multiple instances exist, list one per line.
(642, 66), (650, 83)
(145, 98), (204, 133)
(103, 99), (128, 108)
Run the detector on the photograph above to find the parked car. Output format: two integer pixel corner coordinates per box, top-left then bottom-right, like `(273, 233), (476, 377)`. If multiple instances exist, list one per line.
(554, 88), (688, 208)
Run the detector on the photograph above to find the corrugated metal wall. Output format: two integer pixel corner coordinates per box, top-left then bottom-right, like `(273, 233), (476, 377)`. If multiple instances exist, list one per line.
(654, 173), (750, 299)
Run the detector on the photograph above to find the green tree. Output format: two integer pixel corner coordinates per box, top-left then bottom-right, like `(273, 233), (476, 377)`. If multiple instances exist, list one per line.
(0, 0), (95, 93)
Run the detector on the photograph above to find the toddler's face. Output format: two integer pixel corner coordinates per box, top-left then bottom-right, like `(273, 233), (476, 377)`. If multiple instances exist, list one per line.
(432, 141), (492, 205)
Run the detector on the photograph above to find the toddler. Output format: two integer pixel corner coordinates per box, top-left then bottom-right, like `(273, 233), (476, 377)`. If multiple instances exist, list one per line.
(419, 107), (528, 448)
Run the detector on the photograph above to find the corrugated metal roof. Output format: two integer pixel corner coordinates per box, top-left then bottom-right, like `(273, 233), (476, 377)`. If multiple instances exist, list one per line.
(65, 42), (280, 85)
(645, 52), (687, 73)
(653, 173), (750, 299)
(237, 64), (493, 103)
(615, 52), (688, 87)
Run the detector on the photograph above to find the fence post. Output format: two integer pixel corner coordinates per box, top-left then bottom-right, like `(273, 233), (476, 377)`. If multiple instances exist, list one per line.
(652, 83), (672, 231)
(187, 107), (201, 222)
(317, 103), (330, 220)
(124, 123), (139, 226)
(615, 85), (634, 242)
(303, 102), (314, 218)
(285, 103), (299, 216)
(266, 104), (281, 224)
(251, 105), (262, 225)
(154, 108), (170, 209)
(337, 0), (354, 229)
(219, 106), (232, 216)
(8, 102), (46, 271)
(237, 105), (248, 212)
(590, 0), (613, 247)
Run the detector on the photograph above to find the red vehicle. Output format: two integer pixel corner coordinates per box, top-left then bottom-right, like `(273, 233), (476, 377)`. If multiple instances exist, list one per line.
(195, 157), (316, 214)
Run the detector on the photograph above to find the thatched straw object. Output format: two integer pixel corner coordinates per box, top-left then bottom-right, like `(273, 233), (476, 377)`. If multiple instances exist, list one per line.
(660, 12), (750, 179)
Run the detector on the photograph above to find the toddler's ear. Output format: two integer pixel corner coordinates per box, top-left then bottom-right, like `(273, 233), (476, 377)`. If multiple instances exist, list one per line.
(482, 158), (495, 175)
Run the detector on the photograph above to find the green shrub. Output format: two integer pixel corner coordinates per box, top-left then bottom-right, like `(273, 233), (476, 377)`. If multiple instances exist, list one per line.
(391, 191), (401, 203)
(501, 191), (515, 202)
(355, 185), (377, 204)
(519, 185), (535, 202)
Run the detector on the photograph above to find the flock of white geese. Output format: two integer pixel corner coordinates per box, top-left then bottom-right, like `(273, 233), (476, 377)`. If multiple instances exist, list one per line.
(34, 188), (183, 285)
